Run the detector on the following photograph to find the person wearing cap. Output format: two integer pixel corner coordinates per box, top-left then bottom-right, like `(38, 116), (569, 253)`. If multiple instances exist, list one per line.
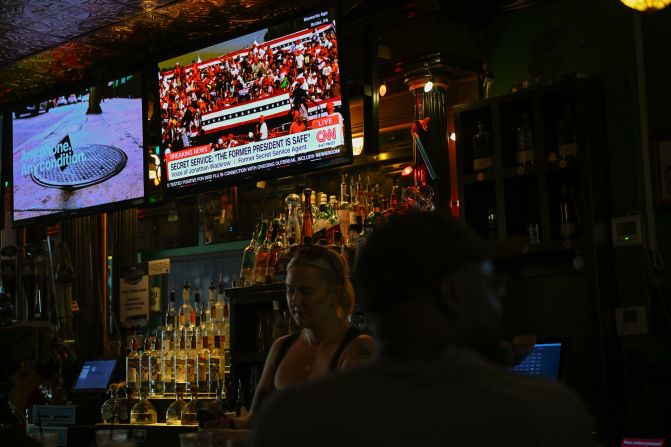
(249, 212), (593, 447)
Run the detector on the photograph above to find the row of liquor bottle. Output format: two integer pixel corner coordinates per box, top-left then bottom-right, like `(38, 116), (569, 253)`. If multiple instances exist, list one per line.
(102, 379), (244, 425)
(125, 278), (232, 399)
(472, 105), (578, 173)
(238, 173), (410, 286)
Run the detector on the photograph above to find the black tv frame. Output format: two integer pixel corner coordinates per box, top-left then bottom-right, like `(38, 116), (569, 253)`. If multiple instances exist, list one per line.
(9, 71), (149, 227)
(150, 3), (354, 200)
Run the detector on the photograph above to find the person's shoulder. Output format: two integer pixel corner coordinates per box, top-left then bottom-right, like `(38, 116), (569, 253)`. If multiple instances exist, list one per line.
(340, 334), (374, 368)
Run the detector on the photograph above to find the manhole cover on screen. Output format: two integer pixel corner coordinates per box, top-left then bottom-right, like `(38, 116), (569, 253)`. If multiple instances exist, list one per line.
(31, 144), (128, 189)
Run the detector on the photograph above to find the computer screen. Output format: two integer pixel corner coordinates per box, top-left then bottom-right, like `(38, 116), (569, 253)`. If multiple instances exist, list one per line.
(511, 342), (563, 381)
(72, 359), (117, 392)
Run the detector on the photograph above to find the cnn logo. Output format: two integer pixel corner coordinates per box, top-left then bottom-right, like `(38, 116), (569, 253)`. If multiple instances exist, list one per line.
(316, 128), (337, 143)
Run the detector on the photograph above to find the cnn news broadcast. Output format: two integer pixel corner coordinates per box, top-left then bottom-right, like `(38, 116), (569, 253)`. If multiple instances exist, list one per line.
(158, 8), (349, 192)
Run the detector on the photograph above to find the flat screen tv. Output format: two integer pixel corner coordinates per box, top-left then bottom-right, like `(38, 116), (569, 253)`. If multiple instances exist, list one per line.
(156, 6), (352, 196)
(11, 74), (145, 225)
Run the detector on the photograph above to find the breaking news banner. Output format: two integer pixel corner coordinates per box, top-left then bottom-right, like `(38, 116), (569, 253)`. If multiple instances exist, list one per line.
(165, 115), (344, 189)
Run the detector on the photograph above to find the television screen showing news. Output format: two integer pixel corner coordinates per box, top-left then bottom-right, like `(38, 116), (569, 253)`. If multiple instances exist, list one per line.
(12, 74), (145, 225)
(157, 7), (351, 194)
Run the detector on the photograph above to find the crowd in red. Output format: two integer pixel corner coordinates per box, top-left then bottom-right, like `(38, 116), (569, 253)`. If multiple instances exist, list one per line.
(160, 25), (341, 151)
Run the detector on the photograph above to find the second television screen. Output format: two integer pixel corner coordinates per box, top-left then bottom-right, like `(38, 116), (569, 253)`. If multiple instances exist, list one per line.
(158, 7), (350, 194)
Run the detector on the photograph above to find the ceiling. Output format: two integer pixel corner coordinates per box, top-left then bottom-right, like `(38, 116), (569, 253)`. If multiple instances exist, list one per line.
(0, 0), (545, 109)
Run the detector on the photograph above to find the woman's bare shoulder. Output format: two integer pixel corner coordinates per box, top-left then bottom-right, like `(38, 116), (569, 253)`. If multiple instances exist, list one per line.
(340, 334), (375, 368)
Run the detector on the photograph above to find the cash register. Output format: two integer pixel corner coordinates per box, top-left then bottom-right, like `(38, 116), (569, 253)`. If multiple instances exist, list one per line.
(28, 359), (117, 446)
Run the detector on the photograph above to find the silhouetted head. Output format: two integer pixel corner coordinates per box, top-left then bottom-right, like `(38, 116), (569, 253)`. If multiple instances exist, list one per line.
(355, 212), (504, 360)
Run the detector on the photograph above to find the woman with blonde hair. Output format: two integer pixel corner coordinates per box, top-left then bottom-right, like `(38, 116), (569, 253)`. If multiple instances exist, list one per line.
(232, 244), (374, 429)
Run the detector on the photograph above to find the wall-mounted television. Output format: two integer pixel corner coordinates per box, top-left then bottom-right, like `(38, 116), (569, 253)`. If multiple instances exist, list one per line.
(11, 73), (146, 225)
(156, 6), (352, 196)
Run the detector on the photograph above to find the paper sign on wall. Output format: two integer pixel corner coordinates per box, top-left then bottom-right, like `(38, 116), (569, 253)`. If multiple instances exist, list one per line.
(120, 272), (149, 324)
(148, 258), (170, 275)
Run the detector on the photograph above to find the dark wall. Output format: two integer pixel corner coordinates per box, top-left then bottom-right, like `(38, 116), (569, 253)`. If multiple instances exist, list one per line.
(475, 0), (671, 437)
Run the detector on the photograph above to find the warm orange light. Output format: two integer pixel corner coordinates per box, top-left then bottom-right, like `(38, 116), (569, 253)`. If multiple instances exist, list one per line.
(620, 0), (671, 11)
(401, 165), (414, 176)
(379, 82), (387, 97)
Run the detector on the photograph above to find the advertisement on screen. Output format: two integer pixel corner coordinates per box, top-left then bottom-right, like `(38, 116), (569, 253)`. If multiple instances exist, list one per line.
(12, 74), (145, 224)
(157, 7), (351, 194)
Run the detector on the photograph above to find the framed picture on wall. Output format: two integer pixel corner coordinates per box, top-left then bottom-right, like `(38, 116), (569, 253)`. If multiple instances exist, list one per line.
(653, 135), (671, 209)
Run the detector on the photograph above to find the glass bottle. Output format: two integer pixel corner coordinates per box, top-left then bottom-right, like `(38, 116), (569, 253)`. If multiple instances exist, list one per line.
(130, 389), (157, 425)
(266, 219), (286, 283)
(208, 335), (224, 395)
(301, 188), (314, 244)
(100, 386), (121, 424)
(193, 290), (203, 329)
(254, 222), (272, 284)
(125, 337), (139, 399)
(165, 289), (177, 331)
(313, 201), (330, 244)
(472, 120), (493, 173)
(208, 281), (217, 324)
(140, 337), (153, 396)
(179, 280), (194, 329)
(149, 337), (161, 396)
(165, 390), (187, 425)
(222, 301), (231, 376)
(558, 105), (578, 159)
(197, 332), (210, 396)
(185, 331), (198, 394)
(161, 329), (175, 396)
(174, 332), (187, 396)
(240, 226), (259, 286)
(285, 193), (302, 246)
(337, 174), (351, 244)
(181, 390), (199, 425)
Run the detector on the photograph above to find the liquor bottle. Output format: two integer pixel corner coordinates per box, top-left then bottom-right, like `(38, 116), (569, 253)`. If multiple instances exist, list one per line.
(266, 220), (286, 283)
(165, 390), (187, 425)
(216, 275), (226, 324)
(181, 390), (199, 425)
(130, 388), (157, 424)
(313, 200), (330, 244)
(208, 335), (224, 395)
(193, 290), (203, 329)
(149, 337), (161, 396)
(284, 193), (302, 245)
(337, 173), (352, 244)
(254, 222), (272, 284)
(179, 281), (194, 328)
(197, 330), (210, 396)
(222, 302), (231, 376)
(516, 113), (535, 167)
(174, 332), (187, 396)
(165, 289), (177, 331)
(302, 188), (314, 244)
(140, 337), (153, 396)
(161, 330), (175, 396)
(125, 337), (140, 398)
(472, 120), (493, 173)
(365, 186), (383, 229)
(184, 331), (198, 394)
(240, 226), (260, 286)
(208, 282), (217, 322)
(558, 105), (578, 159)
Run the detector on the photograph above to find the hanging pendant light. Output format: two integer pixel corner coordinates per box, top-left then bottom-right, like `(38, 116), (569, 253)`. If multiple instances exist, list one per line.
(620, 0), (671, 12)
